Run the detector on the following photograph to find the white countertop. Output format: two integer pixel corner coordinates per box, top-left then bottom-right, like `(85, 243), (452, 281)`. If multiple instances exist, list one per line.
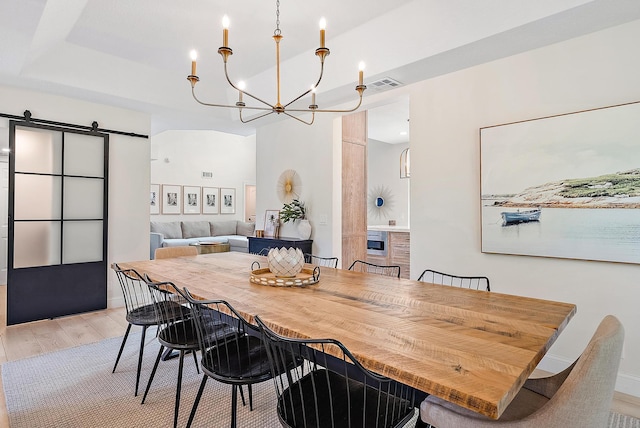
(367, 225), (410, 233)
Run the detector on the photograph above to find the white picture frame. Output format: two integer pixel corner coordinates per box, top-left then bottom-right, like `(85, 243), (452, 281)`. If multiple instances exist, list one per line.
(182, 185), (201, 214)
(150, 183), (160, 215)
(481, 101), (640, 264)
(264, 210), (280, 237)
(161, 184), (181, 214)
(220, 188), (236, 214)
(202, 187), (220, 214)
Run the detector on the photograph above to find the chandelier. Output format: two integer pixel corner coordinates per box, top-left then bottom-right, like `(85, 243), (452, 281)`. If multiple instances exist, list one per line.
(187, 0), (367, 125)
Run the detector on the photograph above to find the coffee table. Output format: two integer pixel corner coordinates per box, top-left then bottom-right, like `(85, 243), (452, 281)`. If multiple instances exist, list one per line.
(190, 242), (230, 254)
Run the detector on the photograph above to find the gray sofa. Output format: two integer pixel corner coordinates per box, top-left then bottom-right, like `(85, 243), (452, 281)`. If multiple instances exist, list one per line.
(150, 220), (255, 259)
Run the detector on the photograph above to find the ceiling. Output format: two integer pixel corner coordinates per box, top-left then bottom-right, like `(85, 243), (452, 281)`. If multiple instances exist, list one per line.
(1, 0), (639, 140)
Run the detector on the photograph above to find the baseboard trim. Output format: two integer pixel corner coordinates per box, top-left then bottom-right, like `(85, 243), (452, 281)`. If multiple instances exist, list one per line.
(108, 295), (125, 308)
(539, 354), (640, 398)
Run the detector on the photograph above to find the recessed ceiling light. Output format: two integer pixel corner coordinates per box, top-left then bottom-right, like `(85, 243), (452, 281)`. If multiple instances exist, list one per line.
(399, 131), (407, 136)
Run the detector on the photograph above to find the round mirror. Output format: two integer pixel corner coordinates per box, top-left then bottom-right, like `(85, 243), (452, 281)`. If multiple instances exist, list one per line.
(376, 197), (384, 207)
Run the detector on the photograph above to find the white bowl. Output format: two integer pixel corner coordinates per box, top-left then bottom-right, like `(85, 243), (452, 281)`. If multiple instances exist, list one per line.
(267, 247), (304, 278)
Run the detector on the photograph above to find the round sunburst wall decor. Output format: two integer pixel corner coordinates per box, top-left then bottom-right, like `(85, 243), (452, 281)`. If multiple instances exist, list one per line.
(277, 169), (302, 203)
(368, 185), (394, 219)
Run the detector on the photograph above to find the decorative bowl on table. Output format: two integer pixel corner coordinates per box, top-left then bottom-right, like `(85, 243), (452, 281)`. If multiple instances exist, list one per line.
(267, 247), (304, 278)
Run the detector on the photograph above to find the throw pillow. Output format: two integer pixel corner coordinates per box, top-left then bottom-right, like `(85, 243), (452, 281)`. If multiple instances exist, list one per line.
(181, 221), (211, 239)
(150, 221), (183, 239)
(210, 220), (238, 236)
(236, 221), (256, 237)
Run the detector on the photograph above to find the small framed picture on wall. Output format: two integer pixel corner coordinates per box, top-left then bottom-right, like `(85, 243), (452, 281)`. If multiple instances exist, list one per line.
(161, 184), (181, 214)
(150, 184), (160, 215)
(202, 187), (219, 214)
(183, 186), (201, 214)
(220, 188), (236, 214)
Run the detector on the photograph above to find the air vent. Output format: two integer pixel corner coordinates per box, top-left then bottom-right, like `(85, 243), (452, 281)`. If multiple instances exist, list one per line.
(366, 77), (403, 91)
(202, 171), (213, 179)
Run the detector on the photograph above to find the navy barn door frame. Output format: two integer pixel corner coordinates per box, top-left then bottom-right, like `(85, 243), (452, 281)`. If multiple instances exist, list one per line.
(7, 120), (109, 325)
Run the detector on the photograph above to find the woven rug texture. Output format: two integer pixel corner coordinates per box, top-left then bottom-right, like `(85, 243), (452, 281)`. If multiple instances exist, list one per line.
(1, 331), (637, 428)
(2, 332), (418, 428)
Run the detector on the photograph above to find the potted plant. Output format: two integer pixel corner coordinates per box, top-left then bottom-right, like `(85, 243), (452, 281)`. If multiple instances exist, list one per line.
(280, 199), (311, 239)
(280, 199), (305, 222)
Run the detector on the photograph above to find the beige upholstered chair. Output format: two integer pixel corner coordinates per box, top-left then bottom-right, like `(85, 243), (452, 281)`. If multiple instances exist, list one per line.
(417, 315), (624, 428)
(154, 245), (198, 259)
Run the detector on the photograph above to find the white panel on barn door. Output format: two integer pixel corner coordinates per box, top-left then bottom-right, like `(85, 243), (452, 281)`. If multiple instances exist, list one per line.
(0, 159), (8, 284)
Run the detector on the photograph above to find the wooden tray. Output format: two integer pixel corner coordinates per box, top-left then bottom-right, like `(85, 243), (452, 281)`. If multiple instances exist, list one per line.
(249, 266), (320, 287)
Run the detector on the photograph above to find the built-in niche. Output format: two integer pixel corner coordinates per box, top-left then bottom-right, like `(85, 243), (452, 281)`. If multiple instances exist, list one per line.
(367, 98), (410, 227)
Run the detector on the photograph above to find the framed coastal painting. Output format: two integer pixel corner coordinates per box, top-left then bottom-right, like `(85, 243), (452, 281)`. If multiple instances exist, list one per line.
(264, 210), (280, 237)
(202, 187), (219, 214)
(150, 184), (160, 215)
(183, 186), (201, 214)
(161, 184), (181, 214)
(220, 188), (236, 214)
(480, 101), (640, 264)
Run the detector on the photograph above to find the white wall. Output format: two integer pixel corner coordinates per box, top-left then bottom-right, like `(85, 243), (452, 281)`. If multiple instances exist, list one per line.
(150, 130), (256, 223)
(256, 114), (337, 258)
(409, 20), (640, 395)
(367, 140), (410, 227)
(0, 84), (151, 308)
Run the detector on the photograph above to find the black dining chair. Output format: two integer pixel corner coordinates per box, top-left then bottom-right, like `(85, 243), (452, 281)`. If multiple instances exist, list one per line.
(256, 315), (416, 428)
(348, 259), (401, 278)
(182, 288), (275, 428)
(417, 269), (490, 291)
(140, 277), (235, 428)
(304, 253), (339, 268)
(111, 264), (161, 396)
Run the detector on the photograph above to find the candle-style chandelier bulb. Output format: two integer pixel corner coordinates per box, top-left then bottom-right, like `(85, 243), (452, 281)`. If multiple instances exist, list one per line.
(236, 80), (246, 107)
(187, 50), (199, 87)
(309, 86), (318, 110)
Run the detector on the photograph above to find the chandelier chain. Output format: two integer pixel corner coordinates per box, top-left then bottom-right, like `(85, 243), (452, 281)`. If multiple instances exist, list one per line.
(274, 0), (281, 37)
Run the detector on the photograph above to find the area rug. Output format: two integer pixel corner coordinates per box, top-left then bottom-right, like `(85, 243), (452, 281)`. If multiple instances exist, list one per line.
(1, 333), (418, 427)
(2, 333), (283, 427)
(1, 333), (636, 427)
(610, 412), (640, 428)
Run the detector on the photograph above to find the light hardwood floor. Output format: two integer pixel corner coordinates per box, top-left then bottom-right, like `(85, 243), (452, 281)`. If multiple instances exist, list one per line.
(0, 284), (638, 427)
(0, 285), (128, 428)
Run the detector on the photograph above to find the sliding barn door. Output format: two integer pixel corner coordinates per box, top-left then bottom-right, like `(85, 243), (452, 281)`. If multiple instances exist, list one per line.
(7, 121), (108, 325)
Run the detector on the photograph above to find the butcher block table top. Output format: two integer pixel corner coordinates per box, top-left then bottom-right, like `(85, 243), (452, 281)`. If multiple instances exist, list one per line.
(117, 252), (576, 419)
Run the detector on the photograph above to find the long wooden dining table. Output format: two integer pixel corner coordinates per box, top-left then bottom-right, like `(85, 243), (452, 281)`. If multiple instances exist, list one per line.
(117, 251), (576, 420)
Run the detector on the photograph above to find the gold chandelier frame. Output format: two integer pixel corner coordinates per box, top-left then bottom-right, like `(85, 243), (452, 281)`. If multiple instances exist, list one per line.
(187, 0), (366, 125)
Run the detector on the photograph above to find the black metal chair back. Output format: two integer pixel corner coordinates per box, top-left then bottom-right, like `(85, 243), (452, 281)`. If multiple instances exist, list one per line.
(256, 316), (415, 428)
(182, 288), (273, 428)
(348, 260), (401, 278)
(140, 278), (202, 428)
(111, 263), (159, 396)
(304, 253), (339, 268)
(417, 269), (490, 291)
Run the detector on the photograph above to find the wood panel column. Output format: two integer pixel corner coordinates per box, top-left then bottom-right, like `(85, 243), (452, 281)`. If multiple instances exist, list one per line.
(341, 111), (367, 269)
